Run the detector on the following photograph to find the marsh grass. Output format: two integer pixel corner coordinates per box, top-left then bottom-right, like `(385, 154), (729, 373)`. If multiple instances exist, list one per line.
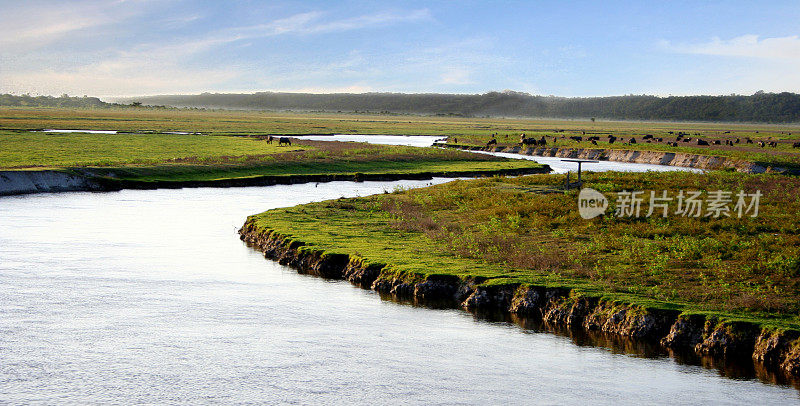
(0, 131), (542, 181)
(253, 171), (800, 327)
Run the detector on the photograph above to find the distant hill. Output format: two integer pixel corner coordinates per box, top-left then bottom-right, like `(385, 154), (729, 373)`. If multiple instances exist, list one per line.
(116, 91), (800, 123)
(4, 91), (800, 123)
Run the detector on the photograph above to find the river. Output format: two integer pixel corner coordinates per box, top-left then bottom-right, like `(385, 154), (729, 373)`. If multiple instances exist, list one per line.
(293, 134), (702, 173)
(1, 136), (796, 404)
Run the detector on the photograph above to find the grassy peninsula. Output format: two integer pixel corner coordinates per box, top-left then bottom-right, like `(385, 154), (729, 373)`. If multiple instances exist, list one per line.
(245, 170), (800, 330)
(0, 129), (544, 185)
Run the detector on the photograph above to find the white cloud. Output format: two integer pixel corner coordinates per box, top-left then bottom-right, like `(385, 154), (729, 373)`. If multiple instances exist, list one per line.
(0, 7), (434, 96)
(0, 0), (145, 51)
(219, 8), (431, 42)
(662, 35), (800, 60)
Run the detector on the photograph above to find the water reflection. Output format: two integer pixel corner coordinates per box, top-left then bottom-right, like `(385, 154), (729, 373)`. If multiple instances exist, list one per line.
(372, 291), (800, 390)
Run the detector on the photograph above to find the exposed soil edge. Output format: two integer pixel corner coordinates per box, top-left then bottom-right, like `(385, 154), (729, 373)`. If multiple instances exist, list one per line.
(239, 222), (800, 379)
(0, 165), (549, 197)
(437, 143), (793, 174)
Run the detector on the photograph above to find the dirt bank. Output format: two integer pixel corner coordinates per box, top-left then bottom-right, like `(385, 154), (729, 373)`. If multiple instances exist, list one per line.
(0, 170), (106, 196)
(0, 165), (550, 197)
(239, 222), (800, 380)
(438, 143), (783, 173)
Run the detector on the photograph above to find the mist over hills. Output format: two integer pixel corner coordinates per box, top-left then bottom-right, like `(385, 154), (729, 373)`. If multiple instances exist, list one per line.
(3, 91), (800, 123)
(117, 91), (800, 123)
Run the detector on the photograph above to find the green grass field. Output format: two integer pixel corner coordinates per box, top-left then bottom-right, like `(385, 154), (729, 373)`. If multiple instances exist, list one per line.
(0, 129), (543, 182)
(248, 171), (800, 330)
(0, 131), (296, 167)
(3, 106), (800, 169)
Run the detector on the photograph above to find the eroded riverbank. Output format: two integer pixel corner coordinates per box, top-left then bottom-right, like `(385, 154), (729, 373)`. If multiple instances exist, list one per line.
(438, 142), (784, 173)
(238, 225), (800, 384)
(0, 165), (548, 196)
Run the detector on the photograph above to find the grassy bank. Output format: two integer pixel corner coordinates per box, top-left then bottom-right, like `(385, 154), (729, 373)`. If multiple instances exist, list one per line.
(246, 171), (800, 330)
(0, 130), (544, 183)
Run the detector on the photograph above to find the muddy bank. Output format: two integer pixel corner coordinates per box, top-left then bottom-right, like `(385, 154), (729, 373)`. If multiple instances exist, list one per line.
(239, 222), (800, 380)
(437, 143), (783, 173)
(0, 165), (549, 197)
(0, 170), (106, 196)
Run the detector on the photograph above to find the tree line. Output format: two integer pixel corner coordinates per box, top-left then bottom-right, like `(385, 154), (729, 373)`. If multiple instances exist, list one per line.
(4, 91), (800, 123)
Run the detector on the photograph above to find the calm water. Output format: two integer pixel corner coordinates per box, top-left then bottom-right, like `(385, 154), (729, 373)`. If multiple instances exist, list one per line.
(293, 134), (444, 147)
(1, 135), (795, 404)
(1, 181), (798, 405)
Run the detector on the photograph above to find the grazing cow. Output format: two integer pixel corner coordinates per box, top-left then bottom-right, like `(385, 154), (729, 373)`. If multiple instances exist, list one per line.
(735, 138), (740, 144)
(712, 140), (721, 145)
(538, 136), (547, 146)
(768, 141), (778, 148)
(569, 136), (583, 142)
(696, 139), (709, 146)
(591, 140), (597, 145)
(745, 138), (753, 144)
(643, 134), (653, 140)
(520, 137), (537, 147)
(486, 139), (497, 147)
(758, 141), (765, 148)
(792, 142), (800, 148)
(629, 137), (636, 144)
(278, 137), (292, 146)
(608, 136), (616, 144)
(266, 135), (274, 144)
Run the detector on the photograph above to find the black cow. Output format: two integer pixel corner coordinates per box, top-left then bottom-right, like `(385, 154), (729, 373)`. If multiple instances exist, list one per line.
(696, 139), (709, 146)
(278, 137), (292, 146)
(486, 138), (497, 146)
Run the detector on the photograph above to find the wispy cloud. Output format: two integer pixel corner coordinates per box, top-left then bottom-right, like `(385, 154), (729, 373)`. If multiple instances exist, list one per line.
(0, 0), (145, 51)
(219, 8), (431, 43)
(662, 35), (800, 60)
(0, 7), (433, 96)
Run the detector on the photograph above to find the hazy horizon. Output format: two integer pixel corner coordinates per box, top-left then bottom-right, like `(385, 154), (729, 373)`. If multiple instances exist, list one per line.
(2, 1), (800, 98)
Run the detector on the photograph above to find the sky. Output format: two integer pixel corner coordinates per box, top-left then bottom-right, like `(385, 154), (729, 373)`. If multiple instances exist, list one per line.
(2, 0), (800, 98)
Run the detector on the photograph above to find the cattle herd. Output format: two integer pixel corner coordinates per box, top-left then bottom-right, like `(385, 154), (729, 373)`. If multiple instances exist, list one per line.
(474, 129), (800, 150)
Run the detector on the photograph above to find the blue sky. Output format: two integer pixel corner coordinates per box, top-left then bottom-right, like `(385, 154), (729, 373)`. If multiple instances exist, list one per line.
(2, 0), (800, 97)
